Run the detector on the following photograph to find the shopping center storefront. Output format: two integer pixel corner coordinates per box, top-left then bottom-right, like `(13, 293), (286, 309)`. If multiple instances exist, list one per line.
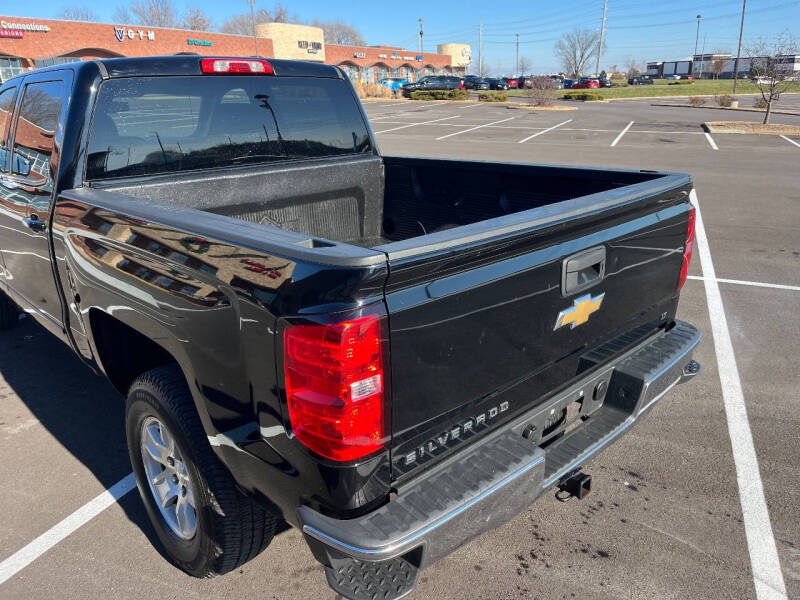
(0, 16), (469, 83)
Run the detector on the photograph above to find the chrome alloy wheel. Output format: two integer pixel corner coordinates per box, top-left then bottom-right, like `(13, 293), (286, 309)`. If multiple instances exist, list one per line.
(140, 416), (197, 540)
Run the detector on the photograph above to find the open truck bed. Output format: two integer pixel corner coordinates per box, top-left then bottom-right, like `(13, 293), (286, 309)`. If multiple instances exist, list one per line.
(92, 155), (677, 252)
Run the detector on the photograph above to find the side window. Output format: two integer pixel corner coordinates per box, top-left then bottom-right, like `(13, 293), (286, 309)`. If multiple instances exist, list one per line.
(0, 86), (17, 173)
(11, 80), (66, 187)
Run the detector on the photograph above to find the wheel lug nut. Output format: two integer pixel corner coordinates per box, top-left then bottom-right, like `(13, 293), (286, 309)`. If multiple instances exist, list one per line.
(167, 457), (175, 466)
(181, 486), (187, 497)
(171, 474), (179, 485)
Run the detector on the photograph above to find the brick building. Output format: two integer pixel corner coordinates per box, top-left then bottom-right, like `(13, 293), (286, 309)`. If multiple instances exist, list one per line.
(0, 15), (469, 83)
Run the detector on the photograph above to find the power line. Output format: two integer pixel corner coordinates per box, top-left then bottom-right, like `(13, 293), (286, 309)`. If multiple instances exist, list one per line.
(607, 0), (798, 30)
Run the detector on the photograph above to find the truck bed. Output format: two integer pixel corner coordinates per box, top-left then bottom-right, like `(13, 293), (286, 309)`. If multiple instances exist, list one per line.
(92, 156), (672, 253)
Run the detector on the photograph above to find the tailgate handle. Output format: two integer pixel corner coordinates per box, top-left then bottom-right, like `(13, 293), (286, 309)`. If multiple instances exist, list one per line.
(562, 246), (606, 296)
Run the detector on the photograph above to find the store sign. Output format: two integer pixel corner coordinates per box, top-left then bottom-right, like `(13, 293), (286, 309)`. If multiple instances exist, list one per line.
(354, 52), (366, 59)
(416, 55), (423, 61)
(188, 38), (212, 46)
(0, 29), (24, 39)
(0, 20), (50, 32)
(114, 26), (156, 42)
(378, 53), (388, 59)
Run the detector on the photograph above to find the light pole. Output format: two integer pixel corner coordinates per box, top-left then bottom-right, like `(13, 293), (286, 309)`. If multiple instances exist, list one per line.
(478, 21), (483, 77)
(732, 0), (746, 96)
(248, 0), (258, 57)
(515, 33), (519, 75)
(595, 0), (608, 77)
(693, 14), (701, 78)
(419, 17), (424, 54)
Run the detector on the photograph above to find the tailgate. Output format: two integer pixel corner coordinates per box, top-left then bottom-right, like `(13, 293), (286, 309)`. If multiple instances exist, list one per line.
(382, 171), (693, 481)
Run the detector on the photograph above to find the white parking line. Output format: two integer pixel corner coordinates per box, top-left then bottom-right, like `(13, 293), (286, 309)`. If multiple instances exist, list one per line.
(610, 121), (634, 147)
(704, 132), (719, 150)
(692, 190), (787, 600)
(436, 117), (515, 140)
(687, 275), (800, 292)
(628, 130), (706, 135)
(518, 119), (573, 143)
(0, 473), (136, 585)
(780, 135), (800, 148)
(371, 120), (548, 131)
(460, 103), (483, 109)
(369, 103), (449, 120)
(374, 115), (459, 134)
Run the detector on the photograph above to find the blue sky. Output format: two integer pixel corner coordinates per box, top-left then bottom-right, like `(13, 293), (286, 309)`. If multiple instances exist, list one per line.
(11, 0), (800, 73)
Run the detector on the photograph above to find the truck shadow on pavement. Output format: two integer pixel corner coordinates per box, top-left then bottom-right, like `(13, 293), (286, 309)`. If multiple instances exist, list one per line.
(0, 317), (289, 567)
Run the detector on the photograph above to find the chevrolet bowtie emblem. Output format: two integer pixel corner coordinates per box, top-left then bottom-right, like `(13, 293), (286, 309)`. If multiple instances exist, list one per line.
(554, 293), (605, 330)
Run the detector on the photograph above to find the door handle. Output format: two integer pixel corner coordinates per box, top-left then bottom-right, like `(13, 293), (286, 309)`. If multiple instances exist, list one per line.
(23, 215), (47, 232)
(562, 246), (606, 296)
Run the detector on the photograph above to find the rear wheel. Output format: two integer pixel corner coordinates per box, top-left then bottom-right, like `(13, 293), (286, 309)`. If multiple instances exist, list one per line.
(126, 364), (276, 577)
(0, 292), (19, 331)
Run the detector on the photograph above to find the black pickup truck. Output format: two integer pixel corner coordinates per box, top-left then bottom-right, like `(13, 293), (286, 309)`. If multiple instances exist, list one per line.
(0, 56), (700, 599)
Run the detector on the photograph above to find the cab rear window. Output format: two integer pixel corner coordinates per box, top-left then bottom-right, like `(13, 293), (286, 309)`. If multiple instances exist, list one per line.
(86, 75), (372, 180)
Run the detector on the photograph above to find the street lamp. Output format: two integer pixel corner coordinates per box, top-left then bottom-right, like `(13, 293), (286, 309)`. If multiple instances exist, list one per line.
(693, 14), (702, 79)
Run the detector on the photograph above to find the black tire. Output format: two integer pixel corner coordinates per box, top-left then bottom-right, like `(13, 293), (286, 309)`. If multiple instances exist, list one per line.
(126, 364), (276, 577)
(0, 292), (19, 331)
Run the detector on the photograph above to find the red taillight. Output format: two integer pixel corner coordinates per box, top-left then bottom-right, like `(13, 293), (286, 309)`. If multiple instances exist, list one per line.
(201, 58), (274, 75)
(459, 81), (464, 89)
(283, 313), (387, 462)
(677, 206), (696, 291)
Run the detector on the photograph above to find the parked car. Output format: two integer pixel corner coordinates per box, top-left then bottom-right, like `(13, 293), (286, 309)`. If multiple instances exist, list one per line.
(0, 55), (702, 600)
(402, 75), (463, 96)
(486, 78), (509, 90)
(664, 74), (681, 81)
(628, 75), (654, 85)
(572, 77), (600, 89)
(563, 78), (574, 88)
(550, 75), (565, 89)
(378, 77), (407, 90)
(503, 77), (519, 88)
(598, 77), (614, 88)
(464, 77), (490, 90)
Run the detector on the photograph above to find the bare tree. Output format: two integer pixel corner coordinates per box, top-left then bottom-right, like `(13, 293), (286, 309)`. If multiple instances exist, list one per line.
(124, 0), (178, 27)
(58, 5), (97, 21)
(182, 7), (212, 31)
(517, 56), (532, 75)
(746, 32), (799, 124)
(527, 76), (557, 106)
(624, 57), (645, 77)
(554, 28), (599, 78)
(710, 58), (725, 79)
(113, 5), (132, 23)
(220, 3), (297, 35)
(311, 19), (366, 46)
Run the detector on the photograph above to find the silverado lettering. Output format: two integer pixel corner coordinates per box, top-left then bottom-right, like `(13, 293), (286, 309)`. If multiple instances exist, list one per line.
(403, 401), (511, 466)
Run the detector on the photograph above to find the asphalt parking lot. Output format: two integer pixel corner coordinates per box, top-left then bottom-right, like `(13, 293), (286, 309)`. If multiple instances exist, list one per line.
(1, 96), (798, 600)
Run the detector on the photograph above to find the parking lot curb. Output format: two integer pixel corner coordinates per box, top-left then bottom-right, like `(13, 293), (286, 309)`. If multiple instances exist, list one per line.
(703, 121), (800, 135)
(654, 103), (800, 116)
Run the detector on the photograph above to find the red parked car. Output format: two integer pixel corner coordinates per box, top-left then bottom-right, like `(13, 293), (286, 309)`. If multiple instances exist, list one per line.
(503, 77), (519, 88)
(572, 77), (600, 89)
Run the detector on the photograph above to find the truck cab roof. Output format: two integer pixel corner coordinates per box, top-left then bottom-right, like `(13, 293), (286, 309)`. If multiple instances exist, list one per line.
(13, 55), (343, 80)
